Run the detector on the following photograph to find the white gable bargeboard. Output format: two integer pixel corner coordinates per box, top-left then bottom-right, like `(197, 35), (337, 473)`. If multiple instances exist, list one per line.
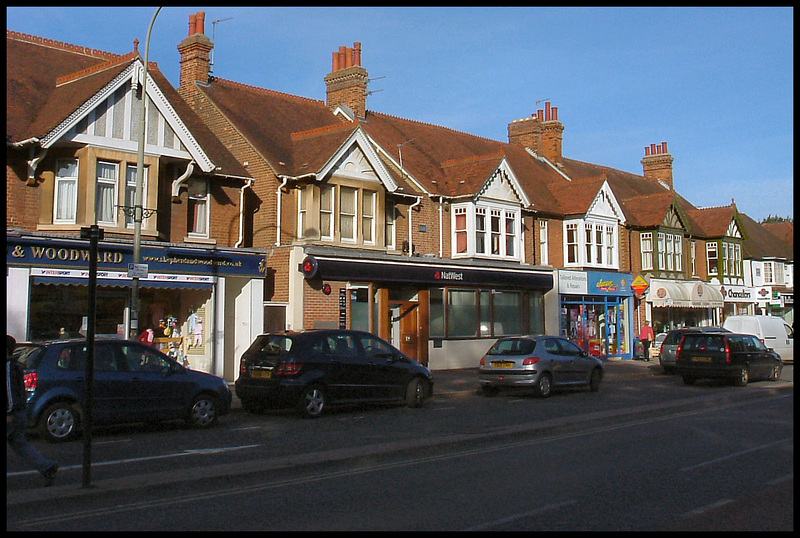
(43, 61), (214, 172)
(586, 181), (625, 223)
(320, 128), (397, 192)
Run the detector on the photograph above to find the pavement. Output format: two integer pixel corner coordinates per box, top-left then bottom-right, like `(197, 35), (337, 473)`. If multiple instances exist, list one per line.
(226, 357), (662, 410)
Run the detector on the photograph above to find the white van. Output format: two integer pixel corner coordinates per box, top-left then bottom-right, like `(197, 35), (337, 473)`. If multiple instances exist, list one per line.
(723, 315), (793, 363)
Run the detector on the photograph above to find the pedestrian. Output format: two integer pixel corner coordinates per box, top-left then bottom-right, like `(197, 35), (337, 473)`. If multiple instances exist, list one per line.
(6, 334), (58, 487)
(639, 321), (655, 362)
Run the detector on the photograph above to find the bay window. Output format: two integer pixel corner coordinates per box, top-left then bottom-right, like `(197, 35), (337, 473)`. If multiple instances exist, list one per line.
(451, 203), (520, 260)
(96, 161), (118, 225)
(707, 242), (718, 276)
(640, 233), (653, 270)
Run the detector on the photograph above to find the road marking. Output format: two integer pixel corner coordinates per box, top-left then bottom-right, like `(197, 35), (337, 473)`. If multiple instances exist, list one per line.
(6, 444), (260, 478)
(766, 473), (793, 486)
(681, 499), (734, 518)
(680, 437), (793, 472)
(463, 500), (577, 530)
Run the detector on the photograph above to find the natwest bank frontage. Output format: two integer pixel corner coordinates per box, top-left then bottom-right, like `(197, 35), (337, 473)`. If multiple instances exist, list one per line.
(7, 233), (266, 381)
(288, 246), (554, 370)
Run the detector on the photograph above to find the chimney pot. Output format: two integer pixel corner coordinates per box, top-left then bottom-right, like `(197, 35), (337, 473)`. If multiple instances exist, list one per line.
(662, 141), (668, 153)
(552, 107), (558, 121)
(645, 146), (651, 156)
(650, 143), (657, 155)
(354, 42), (362, 66)
(189, 14), (196, 36)
(537, 109), (544, 121)
(332, 51), (339, 71)
(196, 11), (206, 35)
(545, 102), (551, 121)
(345, 47), (353, 68)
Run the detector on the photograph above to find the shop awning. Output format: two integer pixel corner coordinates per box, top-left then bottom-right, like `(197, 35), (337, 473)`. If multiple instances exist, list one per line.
(32, 276), (213, 290)
(649, 280), (723, 308)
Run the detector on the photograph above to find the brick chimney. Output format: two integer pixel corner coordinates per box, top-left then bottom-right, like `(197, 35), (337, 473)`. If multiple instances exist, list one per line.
(508, 102), (564, 165)
(325, 42), (368, 119)
(177, 11), (214, 98)
(641, 142), (674, 189)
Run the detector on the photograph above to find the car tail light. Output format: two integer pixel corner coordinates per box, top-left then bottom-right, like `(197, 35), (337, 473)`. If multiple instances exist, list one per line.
(480, 356), (486, 366)
(676, 339), (683, 362)
(523, 357), (540, 366)
(23, 372), (37, 392)
(240, 360), (248, 375)
(724, 338), (732, 364)
(275, 362), (303, 376)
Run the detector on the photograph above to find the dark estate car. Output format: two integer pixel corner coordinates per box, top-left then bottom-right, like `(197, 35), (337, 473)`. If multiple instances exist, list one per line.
(235, 329), (434, 418)
(14, 338), (232, 442)
(659, 327), (731, 374)
(478, 335), (604, 398)
(674, 332), (783, 386)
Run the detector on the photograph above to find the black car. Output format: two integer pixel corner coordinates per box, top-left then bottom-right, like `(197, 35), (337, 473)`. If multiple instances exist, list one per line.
(14, 338), (232, 442)
(659, 327), (731, 374)
(674, 332), (783, 386)
(235, 329), (434, 418)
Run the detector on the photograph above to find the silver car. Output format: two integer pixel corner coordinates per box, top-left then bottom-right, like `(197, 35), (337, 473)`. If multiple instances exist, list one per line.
(478, 336), (604, 398)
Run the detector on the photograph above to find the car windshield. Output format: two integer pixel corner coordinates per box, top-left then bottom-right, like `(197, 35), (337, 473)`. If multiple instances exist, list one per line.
(487, 338), (536, 355)
(13, 344), (45, 369)
(247, 334), (293, 355)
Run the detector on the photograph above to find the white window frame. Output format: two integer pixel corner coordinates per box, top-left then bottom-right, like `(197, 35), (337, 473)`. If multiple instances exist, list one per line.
(54, 159), (79, 224)
(640, 232), (653, 271)
(707, 242), (718, 276)
(339, 186), (357, 243)
(763, 261), (774, 284)
(96, 160), (119, 226)
(539, 219), (548, 265)
(565, 222), (579, 265)
(674, 234), (683, 272)
(385, 199), (395, 249)
(690, 240), (696, 276)
(187, 178), (209, 238)
(297, 186), (307, 239)
(362, 190), (375, 245)
(657, 232), (666, 270)
(475, 207), (486, 255)
(320, 185), (334, 240)
(125, 164), (148, 229)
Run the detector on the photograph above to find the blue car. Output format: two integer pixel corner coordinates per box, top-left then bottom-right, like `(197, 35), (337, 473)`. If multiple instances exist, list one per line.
(13, 338), (232, 442)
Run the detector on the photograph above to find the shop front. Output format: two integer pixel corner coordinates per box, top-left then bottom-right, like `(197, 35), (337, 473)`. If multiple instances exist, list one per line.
(647, 278), (723, 333)
(718, 284), (756, 318)
(293, 246), (554, 370)
(7, 234), (266, 381)
(558, 270), (634, 359)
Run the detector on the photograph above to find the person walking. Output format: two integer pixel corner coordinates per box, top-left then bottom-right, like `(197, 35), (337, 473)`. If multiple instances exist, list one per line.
(639, 321), (655, 362)
(7, 335), (58, 487)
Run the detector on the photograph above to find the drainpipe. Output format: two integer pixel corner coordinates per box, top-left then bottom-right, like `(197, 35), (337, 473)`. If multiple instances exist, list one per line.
(408, 197), (421, 256)
(26, 146), (48, 184)
(438, 196), (445, 257)
(235, 178), (254, 248)
(275, 176), (290, 247)
(171, 161), (194, 202)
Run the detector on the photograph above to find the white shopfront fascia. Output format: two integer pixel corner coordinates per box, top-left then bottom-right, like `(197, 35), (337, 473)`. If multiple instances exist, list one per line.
(648, 279), (724, 308)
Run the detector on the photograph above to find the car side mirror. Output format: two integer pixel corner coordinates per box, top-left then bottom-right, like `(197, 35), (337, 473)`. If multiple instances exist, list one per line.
(580, 350), (588, 357)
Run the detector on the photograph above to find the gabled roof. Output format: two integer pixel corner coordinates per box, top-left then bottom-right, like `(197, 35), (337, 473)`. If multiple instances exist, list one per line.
(687, 204), (740, 238)
(761, 221), (793, 246)
(6, 31), (249, 179)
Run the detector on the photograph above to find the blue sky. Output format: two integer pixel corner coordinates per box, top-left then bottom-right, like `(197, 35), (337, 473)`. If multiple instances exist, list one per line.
(7, 6), (793, 222)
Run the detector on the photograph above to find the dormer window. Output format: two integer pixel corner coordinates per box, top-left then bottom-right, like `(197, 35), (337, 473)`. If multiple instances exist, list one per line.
(563, 218), (618, 269)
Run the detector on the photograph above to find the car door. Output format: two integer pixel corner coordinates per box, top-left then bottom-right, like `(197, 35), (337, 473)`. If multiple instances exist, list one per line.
(358, 333), (409, 400)
(557, 338), (593, 384)
(743, 335), (772, 378)
(118, 342), (188, 421)
(543, 337), (570, 385)
(323, 333), (374, 401)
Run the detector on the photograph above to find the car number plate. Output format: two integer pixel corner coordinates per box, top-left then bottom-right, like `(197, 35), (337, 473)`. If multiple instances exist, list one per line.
(692, 356), (712, 363)
(252, 370), (272, 378)
(492, 362), (514, 368)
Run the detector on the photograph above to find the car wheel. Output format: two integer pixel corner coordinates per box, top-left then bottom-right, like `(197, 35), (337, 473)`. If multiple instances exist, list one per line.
(533, 373), (552, 398)
(768, 364), (783, 381)
(187, 394), (219, 428)
(481, 385), (499, 397)
(40, 402), (80, 443)
(733, 366), (749, 387)
(682, 375), (695, 385)
(298, 385), (327, 418)
(589, 368), (602, 392)
(405, 378), (426, 408)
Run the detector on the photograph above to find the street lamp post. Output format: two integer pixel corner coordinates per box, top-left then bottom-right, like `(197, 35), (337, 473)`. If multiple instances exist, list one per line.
(131, 6), (162, 339)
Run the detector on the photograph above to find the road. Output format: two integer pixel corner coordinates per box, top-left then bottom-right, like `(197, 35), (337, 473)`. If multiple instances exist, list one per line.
(6, 362), (793, 530)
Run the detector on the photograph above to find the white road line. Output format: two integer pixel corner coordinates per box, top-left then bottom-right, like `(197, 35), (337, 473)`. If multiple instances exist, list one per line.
(766, 473), (793, 486)
(463, 500), (578, 531)
(680, 437), (793, 472)
(681, 499), (734, 518)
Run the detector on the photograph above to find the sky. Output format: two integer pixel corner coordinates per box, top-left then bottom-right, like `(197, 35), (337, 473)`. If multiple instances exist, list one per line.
(6, 6), (794, 222)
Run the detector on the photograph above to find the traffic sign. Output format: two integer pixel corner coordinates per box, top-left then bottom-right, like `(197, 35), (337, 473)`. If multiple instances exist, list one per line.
(128, 263), (148, 278)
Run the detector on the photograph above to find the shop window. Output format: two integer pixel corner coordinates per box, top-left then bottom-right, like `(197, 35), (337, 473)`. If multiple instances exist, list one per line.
(54, 159), (79, 224)
(493, 291), (522, 335)
(429, 288), (445, 338)
(448, 289), (479, 337)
